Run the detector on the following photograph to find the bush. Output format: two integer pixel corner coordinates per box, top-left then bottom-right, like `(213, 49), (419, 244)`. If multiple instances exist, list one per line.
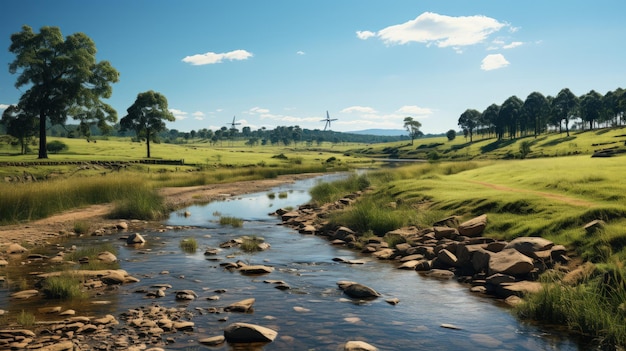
(43, 273), (87, 300)
(46, 140), (68, 153)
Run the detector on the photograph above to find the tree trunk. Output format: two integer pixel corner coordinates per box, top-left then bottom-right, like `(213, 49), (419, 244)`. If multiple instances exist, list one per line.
(146, 129), (151, 158)
(38, 110), (48, 159)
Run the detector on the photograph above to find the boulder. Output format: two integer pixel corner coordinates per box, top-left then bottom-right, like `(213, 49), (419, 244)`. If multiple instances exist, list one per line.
(421, 269), (455, 280)
(344, 340), (379, 351)
(126, 233), (146, 245)
(437, 249), (458, 267)
(504, 237), (554, 258)
(433, 216), (460, 228)
(458, 214), (487, 237)
(334, 226), (356, 240)
(223, 322), (277, 343)
(372, 248), (395, 260)
(496, 281), (543, 298)
(488, 249), (534, 276)
(340, 283), (381, 299)
(433, 226), (458, 240)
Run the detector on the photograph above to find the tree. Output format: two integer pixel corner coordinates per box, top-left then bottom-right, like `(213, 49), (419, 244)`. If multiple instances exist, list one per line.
(499, 96), (524, 139)
(552, 88), (579, 137)
(579, 90), (603, 130)
(46, 140), (68, 154)
(457, 109), (480, 142)
(120, 91), (175, 158)
(446, 129), (456, 141)
(522, 92), (549, 138)
(403, 117), (423, 145)
(1, 105), (38, 154)
(482, 104), (500, 138)
(8, 26), (119, 158)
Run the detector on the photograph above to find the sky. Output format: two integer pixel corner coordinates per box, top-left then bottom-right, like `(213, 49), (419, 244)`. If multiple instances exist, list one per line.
(1, 0), (625, 135)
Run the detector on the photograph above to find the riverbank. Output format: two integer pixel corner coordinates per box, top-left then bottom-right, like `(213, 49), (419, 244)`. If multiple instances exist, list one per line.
(0, 173), (321, 249)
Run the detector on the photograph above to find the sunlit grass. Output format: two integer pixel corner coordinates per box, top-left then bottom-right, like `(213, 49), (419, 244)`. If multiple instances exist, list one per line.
(179, 238), (198, 253)
(219, 216), (243, 228)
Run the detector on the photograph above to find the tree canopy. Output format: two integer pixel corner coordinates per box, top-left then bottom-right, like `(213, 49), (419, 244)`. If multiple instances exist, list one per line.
(403, 117), (423, 145)
(120, 90), (175, 158)
(7, 25), (119, 158)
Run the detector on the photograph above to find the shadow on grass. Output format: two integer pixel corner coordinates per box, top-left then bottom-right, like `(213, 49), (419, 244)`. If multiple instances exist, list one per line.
(481, 139), (516, 153)
(540, 136), (576, 147)
(450, 142), (473, 151)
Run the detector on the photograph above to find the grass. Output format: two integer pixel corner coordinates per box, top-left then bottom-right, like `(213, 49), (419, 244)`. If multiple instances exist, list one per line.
(240, 236), (264, 252)
(42, 272), (87, 300)
(17, 310), (35, 327)
(73, 220), (90, 235)
(64, 243), (119, 270)
(179, 238), (198, 253)
(309, 173), (370, 204)
(219, 216), (243, 228)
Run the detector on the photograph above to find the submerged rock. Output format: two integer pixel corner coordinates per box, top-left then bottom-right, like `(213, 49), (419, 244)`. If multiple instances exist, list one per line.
(223, 322), (278, 343)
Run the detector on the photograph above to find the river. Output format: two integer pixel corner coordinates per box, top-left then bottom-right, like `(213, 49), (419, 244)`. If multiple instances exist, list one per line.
(1, 173), (591, 350)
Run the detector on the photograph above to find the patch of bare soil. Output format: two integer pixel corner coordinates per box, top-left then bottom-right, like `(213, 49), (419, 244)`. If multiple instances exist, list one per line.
(0, 173), (320, 248)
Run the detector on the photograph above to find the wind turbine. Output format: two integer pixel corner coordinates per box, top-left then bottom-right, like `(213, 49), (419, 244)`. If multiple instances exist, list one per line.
(228, 116), (241, 130)
(321, 111), (337, 131)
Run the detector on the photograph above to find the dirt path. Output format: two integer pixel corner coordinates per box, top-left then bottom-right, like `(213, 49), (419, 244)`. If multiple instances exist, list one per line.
(468, 180), (595, 207)
(0, 173), (320, 248)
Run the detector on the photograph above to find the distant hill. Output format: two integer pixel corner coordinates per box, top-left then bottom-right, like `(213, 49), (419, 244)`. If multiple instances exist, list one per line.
(348, 129), (407, 137)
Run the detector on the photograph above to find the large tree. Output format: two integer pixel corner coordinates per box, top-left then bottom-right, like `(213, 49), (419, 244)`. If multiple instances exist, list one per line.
(482, 104), (500, 139)
(457, 109), (480, 142)
(8, 25), (119, 158)
(403, 116), (423, 145)
(552, 88), (579, 137)
(500, 96), (524, 139)
(120, 91), (175, 158)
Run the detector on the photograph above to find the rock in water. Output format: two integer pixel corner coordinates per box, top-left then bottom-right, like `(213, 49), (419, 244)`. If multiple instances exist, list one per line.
(223, 322), (277, 343)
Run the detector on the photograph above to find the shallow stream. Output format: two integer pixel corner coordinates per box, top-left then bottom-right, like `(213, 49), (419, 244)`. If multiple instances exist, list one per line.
(1, 173), (591, 350)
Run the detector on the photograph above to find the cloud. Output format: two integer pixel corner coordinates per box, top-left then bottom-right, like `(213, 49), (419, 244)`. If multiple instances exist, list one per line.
(341, 106), (377, 114)
(0, 103), (9, 111)
(248, 107), (270, 114)
(193, 111), (205, 121)
(182, 49), (253, 65)
(397, 105), (433, 116)
(481, 54), (510, 71)
(356, 30), (376, 40)
(169, 108), (188, 120)
(296, 51), (305, 55)
(364, 12), (506, 48)
(503, 41), (523, 49)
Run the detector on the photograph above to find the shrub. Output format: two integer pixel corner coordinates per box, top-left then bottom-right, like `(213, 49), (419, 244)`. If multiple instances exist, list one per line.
(46, 140), (68, 153)
(73, 221), (90, 235)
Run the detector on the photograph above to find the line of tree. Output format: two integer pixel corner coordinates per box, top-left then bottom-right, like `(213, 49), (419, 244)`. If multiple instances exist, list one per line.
(458, 87), (626, 142)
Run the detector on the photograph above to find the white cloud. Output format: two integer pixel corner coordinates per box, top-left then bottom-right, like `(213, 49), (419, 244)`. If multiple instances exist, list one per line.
(193, 111), (205, 121)
(248, 107), (270, 114)
(169, 108), (188, 120)
(356, 30), (376, 40)
(296, 51), (305, 55)
(341, 106), (377, 114)
(0, 103), (9, 111)
(503, 41), (523, 49)
(369, 12), (506, 48)
(397, 105), (433, 116)
(481, 54), (510, 71)
(182, 49), (253, 65)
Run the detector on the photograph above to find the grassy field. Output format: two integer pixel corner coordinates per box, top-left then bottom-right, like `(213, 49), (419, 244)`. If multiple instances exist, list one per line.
(348, 126), (626, 160)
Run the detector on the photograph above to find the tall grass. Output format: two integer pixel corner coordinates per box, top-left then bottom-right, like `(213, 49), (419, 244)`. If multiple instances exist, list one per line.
(0, 175), (165, 224)
(515, 261), (626, 348)
(219, 216), (243, 227)
(329, 196), (412, 236)
(42, 272), (87, 300)
(309, 174), (370, 204)
(180, 238), (198, 253)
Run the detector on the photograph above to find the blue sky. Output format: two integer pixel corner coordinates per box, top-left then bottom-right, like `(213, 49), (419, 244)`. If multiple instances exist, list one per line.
(1, 1), (625, 134)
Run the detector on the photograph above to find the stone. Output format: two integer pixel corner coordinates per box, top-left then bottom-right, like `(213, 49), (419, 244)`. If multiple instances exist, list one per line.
(126, 233), (146, 245)
(485, 273), (516, 285)
(97, 251), (118, 263)
(372, 248), (395, 260)
(458, 214), (487, 237)
(437, 249), (458, 267)
(414, 259), (432, 271)
(6, 243), (28, 254)
(398, 260), (421, 270)
(175, 290), (198, 301)
(488, 249), (534, 276)
(173, 321), (194, 331)
(584, 219), (605, 234)
(433, 226), (458, 240)
(223, 322), (278, 343)
(225, 298), (255, 312)
(10, 289), (38, 299)
(116, 221), (129, 230)
(34, 340), (74, 351)
(344, 340), (379, 351)
(38, 306), (62, 314)
(340, 282), (381, 299)
(421, 269), (455, 280)
(0, 258), (8, 267)
(238, 265), (274, 275)
(496, 281), (543, 297)
(199, 335), (225, 346)
(504, 237), (554, 258)
(101, 271), (126, 285)
(385, 298), (400, 305)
